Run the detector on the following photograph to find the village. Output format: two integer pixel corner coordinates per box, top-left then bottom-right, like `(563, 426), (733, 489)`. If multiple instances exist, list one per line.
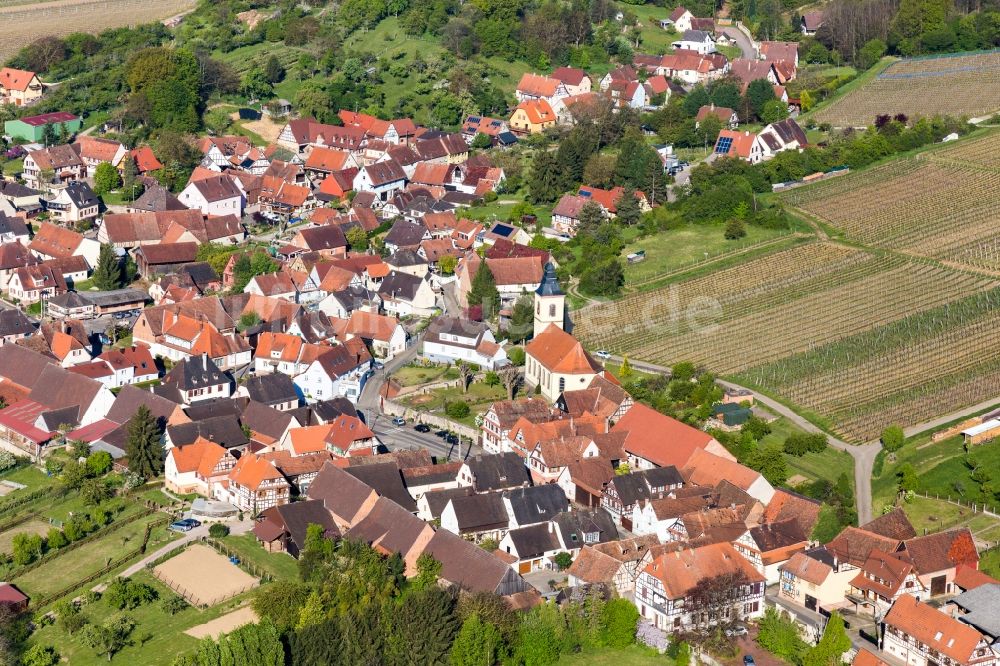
(1, 4), (1000, 664)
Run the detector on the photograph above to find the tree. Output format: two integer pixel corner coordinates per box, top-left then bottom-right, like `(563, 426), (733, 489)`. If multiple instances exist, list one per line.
(292, 618), (343, 666)
(471, 133), (493, 149)
(238, 311), (261, 331)
(577, 201), (605, 235)
(80, 613), (135, 661)
(41, 122), (56, 147)
(87, 450), (113, 476)
(208, 523), (230, 538)
(467, 262), (500, 318)
(450, 613), (502, 666)
(757, 607), (809, 663)
(508, 347), (525, 366)
(11, 532), (43, 565)
(161, 595), (188, 615)
(94, 162), (121, 196)
(389, 587), (459, 666)
(553, 552), (573, 570)
(499, 366), (522, 400)
(295, 590), (325, 631)
(615, 189), (641, 226)
(104, 577), (158, 610)
(725, 218), (747, 240)
(241, 69), (274, 101)
(804, 612), (851, 666)
(125, 405), (163, 479)
(528, 150), (563, 203)
(457, 362), (475, 394)
(600, 598), (639, 648)
(858, 39), (887, 69)
(252, 581), (311, 631)
(81, 478), (112, 506)
(897, 463), (919, 494)
(21, 644), (60, 666)
(413, 553), (443, 591)
(46, 527), (68, 549)
(70, 439), (92, 459)
(881, 425), (905, 452)
(579, 258), (624, 297)
(619, 356), (633, 380)
(686, 572), (750, 629)
(0, 450), (17, 471)
(447, 401), (471, 419)
(346, 225), (369, 251)
(439, 254), (457, 275)
(264, 55), (285, 83)
(92, 243), (123, 291)
(761, 99), (789, 124)
(121, 155), (139, 200)
(745, 79), (776, 120)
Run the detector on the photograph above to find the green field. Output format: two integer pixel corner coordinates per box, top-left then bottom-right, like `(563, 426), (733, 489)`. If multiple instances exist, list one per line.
(759, 418), (855, 489)
(29, 570), (258, 666)
(13, 513), (173, 600)
(620, 2), (681, 54)
(980, 547), (1000, 579)
(621, 224), (796, 287)
(398, 379), (509, 427)
(392, 364), (460, 388)
(218, 533), (299, 581)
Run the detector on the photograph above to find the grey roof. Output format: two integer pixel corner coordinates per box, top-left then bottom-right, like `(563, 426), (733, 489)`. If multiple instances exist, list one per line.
(384, 219), (428, 248)
(183, 397), (242, 421)
(377, 270), (424, 302)
(106, 384), (178, 425)
(311, 397), (359, 423)
(607, 472), (652, 507)
(270, 500), (340, 552)
(39, 405), (82, 430)
(28, 365), (103, 421)
(952, 583), (1000, 637)
(0, 309), (36, 338)
(422, 486), (475, 520)
(767, 118), (808, 146)
(448, 492), (508, 533)
(345, 496), (429, 556)
(464, 452), (531, 492)
(240, 400), (294, 441)
(507, 523), (561, 558)
(165, 354), (231, 391)
(243, 373), (299, 407)
(47, 291), (90, 309)
(682, 29), (713, 41)
(79, 288), (148, 308)
(167, 414), (248, 449)
(130, 185), (186, 212)
(308, 462), (377, 520)
(504, 484), (569, 526)
(0, 214), (30, 237)
(297, 225), (347, 252)
(345, 462), (417, 513)
(62, 181), (99, 209)
(642, 466), (684, 488)
(535, 262), (563, 297)
(554, 508), (618, 548)
(0, 181), (41, 199)
(177, 262), (219, 289)
(422, 528), (525, 594)
(386, 248), (427, 267)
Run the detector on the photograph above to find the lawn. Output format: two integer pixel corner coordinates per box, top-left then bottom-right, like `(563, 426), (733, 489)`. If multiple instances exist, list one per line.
(0, 463), (54, 489)
(139, 489), (177, 507)
(392, 364), (459, 388)
(621, 223), (796, 286)
(622, 2), (681, 55)
(218, 533), (299, 581)
(464, 201), (554, 229)
(28, 570), (260, 666)
(981, 547), (1000, 579)
(558, 645), (672, 665)
(758, 417), (855, 489)
(13, 513), (172, 599)
(399, 380), (509, 426)
(0, 518), (50, 554)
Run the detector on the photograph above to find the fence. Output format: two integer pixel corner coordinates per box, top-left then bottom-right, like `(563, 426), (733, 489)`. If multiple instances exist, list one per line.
(0, 510), (41, 535)
(155, 570), (257, 609)
(202, 537), (272, 583)
(30, 515), (169, 610)
(0, 486), (60, 521)
(916, 490), (1000, 547)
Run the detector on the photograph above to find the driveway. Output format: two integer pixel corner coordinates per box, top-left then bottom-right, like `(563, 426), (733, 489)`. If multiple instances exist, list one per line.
(118, 519), (255, 578)
(719, 26), (757, 59)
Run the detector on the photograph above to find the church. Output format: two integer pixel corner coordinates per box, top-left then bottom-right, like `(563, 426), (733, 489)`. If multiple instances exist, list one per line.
(523, 263), (606, 401)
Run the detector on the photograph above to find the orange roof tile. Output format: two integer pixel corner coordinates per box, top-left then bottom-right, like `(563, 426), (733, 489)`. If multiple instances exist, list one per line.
(643, 542), (765, 599)
(228, 452), (286, 491)
(0, 67), (37, 92)
(169, 436), (227, 475)
(515, 99), (557, 125)
(525, 325), (602, 374)
(884, 595), (984, 663)
(611, 403), (717, 469)
(517, 73), (562, 98)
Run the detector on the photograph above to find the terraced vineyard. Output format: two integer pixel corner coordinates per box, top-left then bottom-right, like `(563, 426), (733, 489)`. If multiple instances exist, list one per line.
(0, 0), (195, 62)
(812, 50), (1000, 127)
(784, 132), (1000, 272)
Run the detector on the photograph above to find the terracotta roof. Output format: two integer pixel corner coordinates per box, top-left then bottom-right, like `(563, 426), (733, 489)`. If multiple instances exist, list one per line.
(484, 256), (544, 287)
(552, 194), (590, 220)
(902, 528), (978, 575)
(850, 548), (914, 599)
(514, 99), (556, 125)
(421, 528), (518, 594)
(551, 67), (589, 86)
(517, 73), (562, 97)
(643, 542), (765, 599)
(954, 563), (1000, 591)
(780, 551), (833, 585)
(696, 105), (737, 124)
(885, 595), (984, 663)
(130, 146), (163, 173)
(169, 436), (227, 475)
(74, 136), (123, 163)
(669, 6), (690, 20)
(861, 507), (917, 540)
(136, 242), (198, 265)
(29, 222), (82, 259)
(760, 41), (798, 65)
(853, 649), (890, 666)
(826, 527), (902, 568)
(346, 310), (399, 343)
(0, 67), (37, 91)
(190, 175), (242, 203)
(229, 452), (285, 491)
(412, 163), (453, 187)
(763, 488), (821, 537)
(362, 160), (406, 187)
(572, 184), (631, 213)
(715, 130), (758, 159)
(611, 403), (716, 468)
(525, 324), (602, 375)
(683, 448), (763, 494)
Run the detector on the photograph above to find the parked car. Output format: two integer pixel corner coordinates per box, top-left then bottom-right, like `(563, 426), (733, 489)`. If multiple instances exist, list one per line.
(392, 417), (406, 426)
(744, 656), (756, 666)
(726, 626), (748, 638)
(169, 518), (201, 532)
(444, 433), (459, 445)
(594, 350), (611, 360)
(414, 423), (431, 433)
(435, 429), (449, 438)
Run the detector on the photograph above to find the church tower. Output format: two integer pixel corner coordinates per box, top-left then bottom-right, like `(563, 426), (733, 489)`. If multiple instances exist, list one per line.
(533, 262), (565, 338)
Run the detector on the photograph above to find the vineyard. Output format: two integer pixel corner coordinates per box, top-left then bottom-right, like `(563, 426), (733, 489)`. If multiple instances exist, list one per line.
(811, 50), (1000, 127)
(784, 131), (1000, 272)
(0, 0), (195, 62)
(574, 240), (1000, 441)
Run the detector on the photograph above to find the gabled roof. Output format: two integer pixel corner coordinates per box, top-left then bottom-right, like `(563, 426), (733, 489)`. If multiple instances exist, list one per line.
(345, 496), (429, 554)
(346, 462), (416, 513)
(851, 548), (914, 599)
(106, 384), (179, 425)
(504, 484), (569, 526)
(860, 507), (917, 540)
(168, 436), (228, 475)
(826, 526), (902, 568)
(682, 448), (766, 494)
(447, 492), (509, 532)
(902, 528), (978, 574)
(243, 373), (298, 407)
(229, 452), (285, 491)
(308, 461), (377, 521)
(715, 130), (758, 159)
(885, 595), (985, 663)
(189, 174), (242, 203)
(361, 160), (406, 186)
(295, 225), (347, 252)
(644, 542), (764, 599)
(29, 222), (83, 259)
(516, 73), (562, 97)
(0, 67), (38, 91)
(551, 67), (589, 86)
(779, 550), (834, 585)
(611, 403), (716, 468)
(514, 99), (556, 125)
(421, 528), (522, 594)
(525, 324), (602, 375)
(165, 353), (230, 391)
(464, 452), (531, 492)
(168, 414), (247, 449)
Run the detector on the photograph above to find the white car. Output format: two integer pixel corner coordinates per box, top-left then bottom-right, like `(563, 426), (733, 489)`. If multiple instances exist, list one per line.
(594, 350), (612, 360)
(726, 625), (748, 638)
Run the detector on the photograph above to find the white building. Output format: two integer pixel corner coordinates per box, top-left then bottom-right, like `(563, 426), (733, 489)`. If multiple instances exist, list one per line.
(421, 316), (508, 369)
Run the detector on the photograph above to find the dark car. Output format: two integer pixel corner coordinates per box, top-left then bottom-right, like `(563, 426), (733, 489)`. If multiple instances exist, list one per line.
(744, 656), (756, 666)
(444, 433), (458, 445)
(414, 423), (431, 433)
(435, 429), (449, 438)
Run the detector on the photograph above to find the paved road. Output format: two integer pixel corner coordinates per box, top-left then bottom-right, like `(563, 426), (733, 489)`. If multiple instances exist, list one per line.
(719, 25), (757, 59)
(373, 419), (481, 462)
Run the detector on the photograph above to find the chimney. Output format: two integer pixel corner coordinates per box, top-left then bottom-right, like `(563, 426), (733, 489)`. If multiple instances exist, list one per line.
(202, 354), (208, 371)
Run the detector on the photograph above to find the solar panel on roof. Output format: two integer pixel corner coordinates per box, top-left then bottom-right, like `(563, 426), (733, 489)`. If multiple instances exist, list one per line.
(468, 116), (481, 123)
(579, 190), (591, 198)
(715, 136), (733, 153)
(493, 224), (514, 237)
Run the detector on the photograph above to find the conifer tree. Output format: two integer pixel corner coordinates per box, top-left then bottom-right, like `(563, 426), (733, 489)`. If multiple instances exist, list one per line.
(92, 243), (123, 290)
(467, 261), (500, 318)
(125, 405), (163, 479)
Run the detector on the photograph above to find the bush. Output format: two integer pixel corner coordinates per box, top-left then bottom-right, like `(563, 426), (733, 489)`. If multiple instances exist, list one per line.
(104, 577), (158, 610)
(0, 450), (17, 471)
(757, 607), (808, 663)
(86, 450), (113, 476)
(446, 401), (471, 419)
(881, 425), (905, 452)
(161, 595), (188, 615)
(783, 433), (828, 456)
(553, 552), (573, 570)
(508, 347), (525, 366)
(208, 523), (230, 538)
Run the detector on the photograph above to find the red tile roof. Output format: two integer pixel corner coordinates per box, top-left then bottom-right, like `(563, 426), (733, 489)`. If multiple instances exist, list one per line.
(611, 403), (717, 468)
(0, 68), (37, 92)
(884, 595), (984, 663)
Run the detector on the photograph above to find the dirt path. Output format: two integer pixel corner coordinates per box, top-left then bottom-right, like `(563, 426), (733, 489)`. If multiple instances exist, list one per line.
(184, 607), (258, 639)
